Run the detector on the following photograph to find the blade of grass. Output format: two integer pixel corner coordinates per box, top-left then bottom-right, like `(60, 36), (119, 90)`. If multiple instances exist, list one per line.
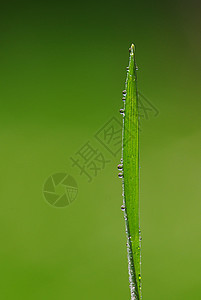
(119, 44), (141, 299)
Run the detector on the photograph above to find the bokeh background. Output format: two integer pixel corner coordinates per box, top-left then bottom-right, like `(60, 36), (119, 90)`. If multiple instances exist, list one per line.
(0, 0), (200, 299)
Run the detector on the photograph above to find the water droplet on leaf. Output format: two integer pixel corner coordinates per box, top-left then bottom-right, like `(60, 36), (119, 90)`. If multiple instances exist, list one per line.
(117, 164), (123, 170)
(121, 205), (125, 211)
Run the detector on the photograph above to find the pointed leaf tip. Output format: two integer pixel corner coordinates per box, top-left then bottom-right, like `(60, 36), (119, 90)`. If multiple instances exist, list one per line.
(129, 43), (135, 55)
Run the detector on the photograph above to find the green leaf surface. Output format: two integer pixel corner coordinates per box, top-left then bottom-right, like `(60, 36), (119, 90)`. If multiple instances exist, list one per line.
(120, 44), (141, 299)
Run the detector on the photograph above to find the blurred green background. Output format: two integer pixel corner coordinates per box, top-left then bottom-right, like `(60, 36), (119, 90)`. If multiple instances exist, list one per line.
(0, 0), (200, 299)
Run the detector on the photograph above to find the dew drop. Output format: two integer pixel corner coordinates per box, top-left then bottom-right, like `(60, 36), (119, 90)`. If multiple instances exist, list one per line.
(122, 97), (126, 101)
(117, 164), (123, 170)
(119, 109), (124, 114)
(118, 173), (123, 178)
(122, 90), (126, 94)
(139, 274), (142, 280)
(126, 67), (129, 70)
(121, 205), (125, 211)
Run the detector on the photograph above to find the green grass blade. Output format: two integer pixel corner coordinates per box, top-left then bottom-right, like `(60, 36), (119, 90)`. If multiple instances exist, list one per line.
(120, 44), (141, 299)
